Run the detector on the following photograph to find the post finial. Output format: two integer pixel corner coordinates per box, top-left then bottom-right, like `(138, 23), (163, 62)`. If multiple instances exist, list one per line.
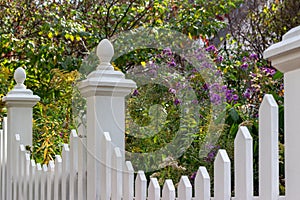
(96, 39), (114, 70)
(14, 67), (26, 89)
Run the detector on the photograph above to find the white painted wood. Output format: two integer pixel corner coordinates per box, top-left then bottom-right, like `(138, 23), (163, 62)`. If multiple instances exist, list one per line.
(123, 161), (134, 200)
(24, 153), (31, 200)
(100, 132), (112, 200)
(194, 166), (210, 200)
(135, 170), (147, 200)
(214, 149), (231, 200)
(69, 130), (78, 200)
(77, 135), (87, 200)
(78, 39), (136, 200)
(54, 155), (62, 200)
(148, 178), (160, 200)
(35, 163), (42, 200)
(29, 159), (36, 200)
(62, 144), (70, 200)
(162, 179), (175, 200)
(0, 129), (3, 200)
(41, 164), (47, 200)
(263, 25), (300, 200)
(1, 117), (7, 200)
(234, 126), (253, 200)
(3, 68), (40, 200)
(18, 144), (26, 199)
(259, 94), (279, 200)
(47, 160), (55, 200)
(13, 134), (20, 200)
(112, 147), (122, 200)
(178, 176), (192, 200)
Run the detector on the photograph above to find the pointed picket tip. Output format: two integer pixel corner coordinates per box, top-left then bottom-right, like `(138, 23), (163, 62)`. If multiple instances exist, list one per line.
(260, 94), (278, 109)
(114, 147), (122, 158)
(71, 129), (78, 138)
(196, 166), (210, 180)
(104, 131), (112, 142)
(215, 149), (230, 164)
(162, 179), (175, 200)
(235, 126), (252, 143)
(36, 163), (42, 171)
(43, 164), (48, 172)
(63, 143), (70, 152)
(55, 155), (63, 163)
(136, 170), (147, 182)
(125, 161), (134, 172)
(48, 160), (55, 172)
(179, 176), (192, 189)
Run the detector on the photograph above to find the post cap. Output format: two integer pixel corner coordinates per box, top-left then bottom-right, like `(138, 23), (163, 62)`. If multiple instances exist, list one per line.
(264, 25), (300, 73)
(2, 67), (40, 107)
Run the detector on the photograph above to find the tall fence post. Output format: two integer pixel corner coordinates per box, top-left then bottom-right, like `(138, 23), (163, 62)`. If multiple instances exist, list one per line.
(264, 25), (300, 200)
(78, 39), (136, 199)
(2, 67), (40, 200)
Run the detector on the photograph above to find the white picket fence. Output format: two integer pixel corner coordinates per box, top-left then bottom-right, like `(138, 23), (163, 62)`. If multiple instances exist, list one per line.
(0, 93), (286, 200)
(2, 25), (300, 199)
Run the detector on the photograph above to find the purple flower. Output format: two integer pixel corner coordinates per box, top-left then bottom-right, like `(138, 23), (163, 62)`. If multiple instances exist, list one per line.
(249, 53), (258, 60)
(203, 62), (212, 68)
(232, 94), (239, 101)
(168, 59), (176, 67)
(174, 98), (181, 105)
(243, 88), (251, 99)
(225, 89), (233, 101)
(241, 63), (249, 70)
(163, 47), (172, 56)
(242, 56), (248, 62)
(205, 45), (217, 52)
(190, 171), (197, 180)
(191, 99), (198, 104)
(215, 56), (223, 62)
(210, 93), (221, 105)
(132, 89), (139, 96)
(203, 83), (209, 90)
(169, 88), (176, 95)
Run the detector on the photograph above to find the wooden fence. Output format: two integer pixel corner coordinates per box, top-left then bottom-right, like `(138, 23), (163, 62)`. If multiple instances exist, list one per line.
(1, 25), (300, 199)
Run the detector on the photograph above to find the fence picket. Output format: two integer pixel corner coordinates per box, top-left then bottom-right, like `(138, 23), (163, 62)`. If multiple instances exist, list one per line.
(194, 166), (210, 200)
(54, 155), (62, 200)
(29, 160), (36, 200)
(69, 130), (78, 200)
(178, 176), (192, 200)
(47, 160), (55, 200)
(13, 134), (20, 200)
(148, 178), (160, 200)
(2, 117), (7, 200)
(259, 94), (279, 200)
(18, 145), (26, 199)
(24, 153), (31, 199)
(62, 144), (70, 200)
(77, 135), (87, 200)
(214, 149), (231, 200)
(234, 126), (253, 200)
(123, 161), (134, 200)
(41, 164), (47, 200)
(111, 147), (122, 200)
(162, 179), (175, 200)
(35, 163), (42, 200)
(100, 132), (112, 200)
(135, 170), (147, 200)
(0, 129), (3, 199)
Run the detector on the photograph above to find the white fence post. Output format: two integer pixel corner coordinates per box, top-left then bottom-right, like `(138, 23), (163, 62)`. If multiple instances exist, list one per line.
(234, 126), (253, 200)
(259, 94), (279, 200)
(78, 39), (136, 199)
(264, 25), (300, 200)
(2, 67), (40, 200)
(214, 149), (231, 200)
